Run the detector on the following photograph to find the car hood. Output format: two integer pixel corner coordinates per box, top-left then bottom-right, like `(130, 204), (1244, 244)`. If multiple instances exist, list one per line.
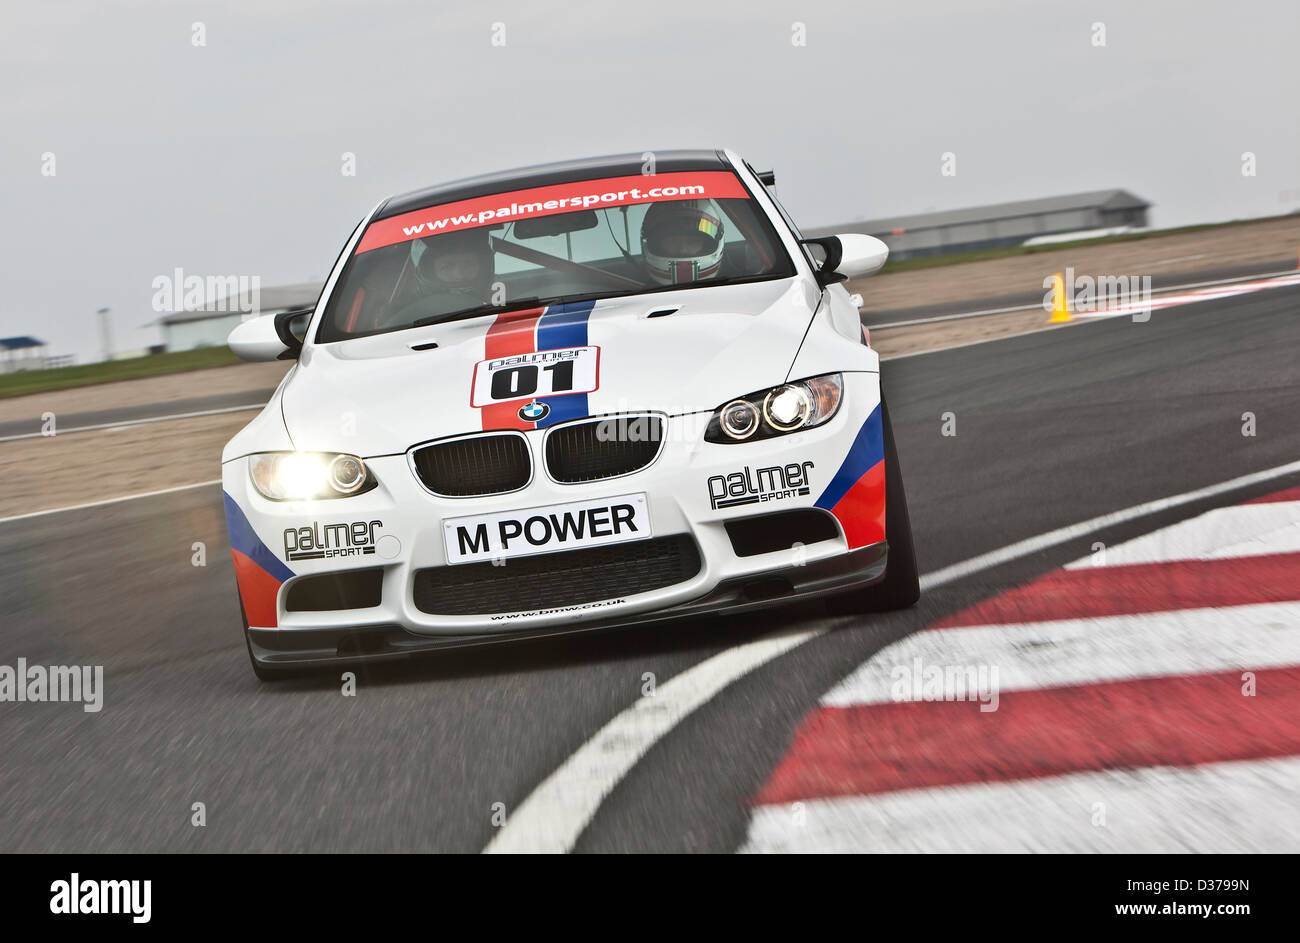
(280, 278), (820, 455)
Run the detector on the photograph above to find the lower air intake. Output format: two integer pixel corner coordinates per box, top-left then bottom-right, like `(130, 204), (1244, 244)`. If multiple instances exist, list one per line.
(284, 569), (384, 612)
(724, 508), (841, 557)
(413, 535), (701, 616)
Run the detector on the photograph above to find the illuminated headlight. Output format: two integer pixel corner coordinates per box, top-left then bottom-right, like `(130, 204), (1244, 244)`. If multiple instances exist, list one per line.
(248, 452), (375, 500)
(705, 374), (842, 443)
(764, 386), (812, 431)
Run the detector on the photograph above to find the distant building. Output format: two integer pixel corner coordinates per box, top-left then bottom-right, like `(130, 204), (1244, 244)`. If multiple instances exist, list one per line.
(159, 282), (321, 352)
(806, 189), (1150, 261)
(0, 336), (49, 373)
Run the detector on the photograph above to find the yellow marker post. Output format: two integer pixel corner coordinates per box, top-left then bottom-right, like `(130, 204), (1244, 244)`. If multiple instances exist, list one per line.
(1049, 272), (1071, 322)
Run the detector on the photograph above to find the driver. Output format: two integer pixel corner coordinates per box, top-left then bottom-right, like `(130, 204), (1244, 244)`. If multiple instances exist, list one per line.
(640, 199), (726, 285)
(409, 228), (495, 307)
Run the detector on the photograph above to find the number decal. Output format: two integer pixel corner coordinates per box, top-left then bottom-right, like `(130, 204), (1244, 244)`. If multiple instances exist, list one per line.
(543, 360), (575, 392)
(471, 346), (599, 407)
(490, 366), (539, 400)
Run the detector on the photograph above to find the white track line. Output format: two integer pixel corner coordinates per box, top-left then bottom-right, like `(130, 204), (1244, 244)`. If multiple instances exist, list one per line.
(482, 458), (1300, 853)
(1069, 271), (1300, 319)
(1063, 500), (1300, 568)
(0, 403), (262, 443)
(740, 757), (1300, 853)
(919, 460), (1300, 589)
(869, 267), (1299, 331)
(484, 629), (816, 854)
(821, 601), (1300, 708)
(0, 480), (221, 525)
(871, 301), (1042, 331)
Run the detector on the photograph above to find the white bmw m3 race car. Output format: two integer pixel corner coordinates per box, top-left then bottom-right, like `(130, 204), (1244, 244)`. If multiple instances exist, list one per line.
(223, 149), (919, 678)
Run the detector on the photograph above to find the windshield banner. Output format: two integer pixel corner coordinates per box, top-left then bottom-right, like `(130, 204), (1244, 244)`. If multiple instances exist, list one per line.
(354, 171), (750, 254)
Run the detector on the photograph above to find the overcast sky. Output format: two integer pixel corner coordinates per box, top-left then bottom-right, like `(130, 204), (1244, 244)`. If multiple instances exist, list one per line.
(2, 0), (1297, 361)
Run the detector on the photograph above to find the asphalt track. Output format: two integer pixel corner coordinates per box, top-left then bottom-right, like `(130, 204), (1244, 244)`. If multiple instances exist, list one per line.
(0, 387), (279, 440)
(1, 284), (1297, 852)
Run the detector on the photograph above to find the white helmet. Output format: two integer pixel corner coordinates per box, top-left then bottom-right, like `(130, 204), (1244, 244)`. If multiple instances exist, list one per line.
(640, 199), (726, 285)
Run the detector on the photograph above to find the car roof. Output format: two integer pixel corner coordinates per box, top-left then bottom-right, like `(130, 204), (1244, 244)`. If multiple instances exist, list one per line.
(375, 149), (733, 220)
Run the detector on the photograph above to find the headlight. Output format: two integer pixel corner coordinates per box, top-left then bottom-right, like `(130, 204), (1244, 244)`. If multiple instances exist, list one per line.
(719, 399), (760, 439)
(248, 452), (375, 500)
(705, 374), (842, 443)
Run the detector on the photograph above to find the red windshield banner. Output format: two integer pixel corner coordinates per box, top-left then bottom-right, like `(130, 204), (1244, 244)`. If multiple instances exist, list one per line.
(354, 171), (750, 255)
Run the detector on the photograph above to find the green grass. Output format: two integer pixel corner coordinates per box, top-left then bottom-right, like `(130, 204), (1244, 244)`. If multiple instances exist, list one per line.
(0, 346), (243, 400)
(876, 214), (1296, 275)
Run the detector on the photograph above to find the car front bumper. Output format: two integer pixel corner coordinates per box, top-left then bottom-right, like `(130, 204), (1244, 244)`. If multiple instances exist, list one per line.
(223, 371), (888, 665)
(246, 540), (887, 668)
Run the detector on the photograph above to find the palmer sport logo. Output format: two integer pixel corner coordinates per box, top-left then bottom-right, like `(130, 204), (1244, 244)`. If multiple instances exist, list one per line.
(283, 520), (383, 561)
(708, 462), (815, 510)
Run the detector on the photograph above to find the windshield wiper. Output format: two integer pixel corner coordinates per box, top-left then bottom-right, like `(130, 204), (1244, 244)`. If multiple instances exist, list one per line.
(413, 296), (562, 328)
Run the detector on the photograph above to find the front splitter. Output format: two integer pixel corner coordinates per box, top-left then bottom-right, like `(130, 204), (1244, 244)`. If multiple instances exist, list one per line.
(248, 541), (888, 669)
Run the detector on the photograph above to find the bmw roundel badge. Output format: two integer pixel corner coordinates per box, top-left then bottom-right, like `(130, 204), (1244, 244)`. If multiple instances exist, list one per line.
(519, 401), (549, 422)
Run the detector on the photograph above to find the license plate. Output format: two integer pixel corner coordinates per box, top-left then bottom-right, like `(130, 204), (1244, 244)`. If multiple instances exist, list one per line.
(442, 493), (650, 565)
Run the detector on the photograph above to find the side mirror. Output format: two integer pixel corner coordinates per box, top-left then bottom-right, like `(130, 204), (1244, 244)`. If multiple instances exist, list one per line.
(800, 234), (889, 287)
(228, 307), (313, 361)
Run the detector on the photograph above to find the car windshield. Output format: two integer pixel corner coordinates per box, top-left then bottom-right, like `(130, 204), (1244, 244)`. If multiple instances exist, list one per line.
(315, 170), (795, 342)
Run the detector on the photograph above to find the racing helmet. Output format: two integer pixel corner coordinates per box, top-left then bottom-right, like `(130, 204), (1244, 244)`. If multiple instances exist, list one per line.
(411, 228), (494, 299)
(640, 199), (726, 285)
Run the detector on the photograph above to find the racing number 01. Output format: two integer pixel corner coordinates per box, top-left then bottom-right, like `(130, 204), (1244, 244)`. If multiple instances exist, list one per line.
(490, 360), (575, 401)
(470, 345), (599, 407)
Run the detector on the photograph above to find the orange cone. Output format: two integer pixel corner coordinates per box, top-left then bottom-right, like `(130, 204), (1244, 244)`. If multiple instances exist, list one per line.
(1049, 272), (1071, 322)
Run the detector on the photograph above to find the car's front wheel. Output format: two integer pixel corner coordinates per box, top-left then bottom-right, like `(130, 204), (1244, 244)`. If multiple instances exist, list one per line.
(825, 399), (920, 614)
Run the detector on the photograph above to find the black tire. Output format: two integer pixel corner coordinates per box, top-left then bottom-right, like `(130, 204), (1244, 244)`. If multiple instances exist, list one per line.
(825, 398), (920, 614)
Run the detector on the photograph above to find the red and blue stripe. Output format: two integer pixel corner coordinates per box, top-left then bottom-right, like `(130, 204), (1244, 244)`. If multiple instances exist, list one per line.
(814, 404), (887, 549)
(480, 299), (597, 430)
(224, 492), (293, 628)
